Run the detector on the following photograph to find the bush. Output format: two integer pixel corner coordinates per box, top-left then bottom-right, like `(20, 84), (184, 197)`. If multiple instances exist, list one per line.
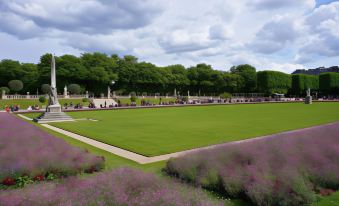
(219, 92), (232, 99)
(130, 91), (137, 102)
(0, 168), (220, 206)
(82, 98), (89, 102)
(68, 84), (81, 94)
(41, 84), (51, 94)
(0, 86), (10, 94)
(39, 96), (46, 103)
(165, 122), (339, 206)
(8, 80), (23, 93)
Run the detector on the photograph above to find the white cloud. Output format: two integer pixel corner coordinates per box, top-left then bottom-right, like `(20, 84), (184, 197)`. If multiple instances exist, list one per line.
(0, 0), (338, 73)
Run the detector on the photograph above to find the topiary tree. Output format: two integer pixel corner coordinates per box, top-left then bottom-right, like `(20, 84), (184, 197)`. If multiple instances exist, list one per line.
(0, 87), (10, 94)
(41, 84), (51, 94)
(39, 96), (46, 103)
(68, 84), (81, 94)
(130, 92), (137, 102)
(8, 80), (23, 93)
(219, 92), (232, 99)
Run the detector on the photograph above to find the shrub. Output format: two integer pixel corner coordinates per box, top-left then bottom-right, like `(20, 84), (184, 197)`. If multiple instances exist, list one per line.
(165, 122), (339, 206)
(130, 91), (137, 102)
(0, 86), (10, 94)
(0, 168), (220, 206)
(41, 84), (51, 94)
(0, 113), (104, 187)
(82, 98), (89, 102)
(8, 80), (23, 93)
(219, 92), (232, 99)
(38, 96), (46, 103)
(68, 84), (81, 94)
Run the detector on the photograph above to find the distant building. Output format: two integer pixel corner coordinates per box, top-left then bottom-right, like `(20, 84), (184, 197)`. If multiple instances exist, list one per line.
(292, 66), (339, 75)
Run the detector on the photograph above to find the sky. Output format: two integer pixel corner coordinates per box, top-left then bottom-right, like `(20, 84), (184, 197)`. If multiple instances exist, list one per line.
(0, 0), (338, 73)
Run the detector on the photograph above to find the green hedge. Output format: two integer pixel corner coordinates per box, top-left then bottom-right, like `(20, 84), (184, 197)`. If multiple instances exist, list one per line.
(257, 71), (291, 94)
(319, 72), (339, 94)
(292, 74), (319, 95)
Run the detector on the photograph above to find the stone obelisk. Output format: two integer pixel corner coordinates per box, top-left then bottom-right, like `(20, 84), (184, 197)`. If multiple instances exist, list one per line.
(34, 54), (73, 123)
(47, 55), (61, 112)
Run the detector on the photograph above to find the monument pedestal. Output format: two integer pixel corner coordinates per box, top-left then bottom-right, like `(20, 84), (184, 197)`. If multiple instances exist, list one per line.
(305, 96), (312, 104)
(34, 104), (73, 123)
(47, 104), (62, 113)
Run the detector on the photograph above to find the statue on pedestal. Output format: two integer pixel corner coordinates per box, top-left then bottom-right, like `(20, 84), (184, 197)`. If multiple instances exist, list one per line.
(34, 54), (73, 123)
(305, 88), (312, 104)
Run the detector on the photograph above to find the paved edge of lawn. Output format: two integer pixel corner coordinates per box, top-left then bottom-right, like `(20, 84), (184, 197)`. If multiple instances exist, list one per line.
(41, 121), (339, 164)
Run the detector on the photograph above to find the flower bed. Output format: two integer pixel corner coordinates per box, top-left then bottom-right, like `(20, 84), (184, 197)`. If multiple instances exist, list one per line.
(0, 168), (220, 206)
(0, 113), (104, 187)
(165, 122), (339, 206)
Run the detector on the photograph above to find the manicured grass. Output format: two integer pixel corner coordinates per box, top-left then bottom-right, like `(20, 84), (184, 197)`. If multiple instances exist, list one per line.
(0, 99), (84, 110)
(50, 102), (339, 156)
(314, 192), (339, 206)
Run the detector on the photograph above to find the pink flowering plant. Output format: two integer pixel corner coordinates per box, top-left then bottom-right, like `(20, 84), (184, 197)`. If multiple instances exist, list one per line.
(165, 122), (339, 206)
(0, 113), (104, 187)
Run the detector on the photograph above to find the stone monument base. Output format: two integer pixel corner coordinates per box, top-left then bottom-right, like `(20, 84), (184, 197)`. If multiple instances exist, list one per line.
(34, 104), (73, 123)
(305, 96), (312, 104)
(47, 104), (62, 113)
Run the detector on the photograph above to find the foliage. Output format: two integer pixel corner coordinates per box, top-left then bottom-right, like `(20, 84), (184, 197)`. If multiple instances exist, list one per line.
(319, 72), (339, 94)
(8, 80), (24, 93)
(41, 84), (50, 94)
(219, 92), (232, 99)
(130, 91), (137, 102)
(0, 168), (220, 206)
(68, 83), (81, 94)
(257, 71), (291, 94)
(82, 98), (89, 102)
(0, 113), (104, 186)
(0, 86), (10, 94)
(38, 96), (46, 103)
(230, 64), (257, 92)
(165, 122), (339, 206)
(292, 74), (319, 95)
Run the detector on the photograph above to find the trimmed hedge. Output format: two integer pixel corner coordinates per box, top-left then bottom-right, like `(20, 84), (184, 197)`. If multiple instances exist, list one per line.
(257, 71), (291, 94)
(292, 74), (319, 96)
(319, 72), (339, 94)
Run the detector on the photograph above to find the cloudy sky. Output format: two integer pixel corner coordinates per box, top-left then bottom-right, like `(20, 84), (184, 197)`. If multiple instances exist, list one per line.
(0, 0), (338, 73)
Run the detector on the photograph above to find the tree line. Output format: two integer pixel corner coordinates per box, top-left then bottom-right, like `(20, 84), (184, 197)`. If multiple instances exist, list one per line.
(0, 52), (338, 96)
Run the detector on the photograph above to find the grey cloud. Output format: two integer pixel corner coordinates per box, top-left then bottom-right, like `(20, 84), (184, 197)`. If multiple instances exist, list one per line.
(248, 0), (315, 10)
(0, 0), (163, 38)
(248, 15), (300, 54)
(297, 2), (339, 58)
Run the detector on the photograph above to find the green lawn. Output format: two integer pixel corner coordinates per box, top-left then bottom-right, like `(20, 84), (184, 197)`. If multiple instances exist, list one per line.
(0, 99), (84, 110)
(50, 102), (339, 156)
(313, 191), (339, 206)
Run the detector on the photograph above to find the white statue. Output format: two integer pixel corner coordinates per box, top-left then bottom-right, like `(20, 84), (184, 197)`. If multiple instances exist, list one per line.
(107, 86), (111, 98)
(49, 55), (59, 106)
(64, 85), (68, 96)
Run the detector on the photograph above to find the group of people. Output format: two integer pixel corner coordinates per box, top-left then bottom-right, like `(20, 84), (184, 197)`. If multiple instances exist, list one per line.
(64, 102), (83, 109)
(27, 105), (40, 111)
(2, 105), (20, 112)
